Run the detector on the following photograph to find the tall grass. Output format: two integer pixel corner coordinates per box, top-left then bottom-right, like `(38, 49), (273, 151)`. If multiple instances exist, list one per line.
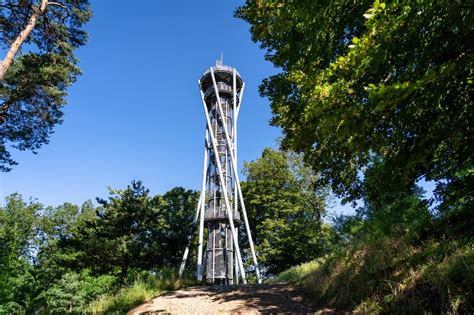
(89, 269), (195, 314)
(270, 260), (320, 283)
(270, 237), (474, 313)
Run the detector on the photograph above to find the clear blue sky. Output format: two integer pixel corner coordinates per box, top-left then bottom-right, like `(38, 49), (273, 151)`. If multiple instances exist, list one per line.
(4, 0), (421, 216)
(2, 0), (282, 205)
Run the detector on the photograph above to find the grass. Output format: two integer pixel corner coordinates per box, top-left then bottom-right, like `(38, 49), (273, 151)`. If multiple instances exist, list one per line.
(270, 259), (320, 283)
(89, 270), (196, 314)
(270, 236), (474, 314)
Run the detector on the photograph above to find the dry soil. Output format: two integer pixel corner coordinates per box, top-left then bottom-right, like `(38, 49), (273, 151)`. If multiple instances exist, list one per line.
(128, 282), (335, 314)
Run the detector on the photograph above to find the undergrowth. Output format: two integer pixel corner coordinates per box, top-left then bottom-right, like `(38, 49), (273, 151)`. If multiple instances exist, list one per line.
(272, 236), (473, 313)
(89, 270), (196, 314)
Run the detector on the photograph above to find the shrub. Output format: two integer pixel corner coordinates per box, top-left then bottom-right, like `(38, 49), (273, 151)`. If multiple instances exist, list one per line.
(46, 271), (116, 314)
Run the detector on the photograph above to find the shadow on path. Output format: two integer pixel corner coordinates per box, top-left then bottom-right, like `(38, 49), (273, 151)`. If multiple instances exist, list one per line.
(129, 282), (343, 314)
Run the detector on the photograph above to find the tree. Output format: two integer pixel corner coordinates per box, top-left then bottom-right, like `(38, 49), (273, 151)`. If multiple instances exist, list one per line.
(0, 185), (198, 311)
(236, 1), (473, 220)
(89, 181), (157, 285)
(68, 181), (199, 285)
(241, 148), (328, 276)
(0, 0), (92, 171)
(159, 187), (199, 267)
(0, 193), (44, 312)
(0, 194), (39, 299)
(35, 201), (98, 286)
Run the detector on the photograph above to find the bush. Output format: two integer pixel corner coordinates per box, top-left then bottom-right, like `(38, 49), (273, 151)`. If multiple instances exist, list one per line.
(46, 271), (116, 314)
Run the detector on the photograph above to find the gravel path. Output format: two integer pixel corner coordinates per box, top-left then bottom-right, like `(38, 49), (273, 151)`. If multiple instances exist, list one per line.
(128, 282), (333, 314)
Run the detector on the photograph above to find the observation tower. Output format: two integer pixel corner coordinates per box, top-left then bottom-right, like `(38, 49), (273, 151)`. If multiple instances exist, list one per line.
(179, 59), (261, 285)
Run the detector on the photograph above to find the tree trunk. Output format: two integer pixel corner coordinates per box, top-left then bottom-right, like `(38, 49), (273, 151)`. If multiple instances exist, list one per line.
(0, 0), (48, 81)
(120, 255), (129, 286)
(317, 207), (326, 253)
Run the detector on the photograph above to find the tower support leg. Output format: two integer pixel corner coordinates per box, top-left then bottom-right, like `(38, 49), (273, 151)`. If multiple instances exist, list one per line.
(197, 132), (209, 281)
(232, 69), (240, 285)
(179, 191), (202, 278)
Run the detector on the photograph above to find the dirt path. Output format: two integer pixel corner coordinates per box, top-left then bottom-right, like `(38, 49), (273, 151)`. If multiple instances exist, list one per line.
(129, 282), (333, 314)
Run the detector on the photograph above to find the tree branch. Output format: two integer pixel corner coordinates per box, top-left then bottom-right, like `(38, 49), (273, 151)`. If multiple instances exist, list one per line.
(0, 0), (48, 81)
(46, 2), (67, 9)
(46, 1), (71, 23)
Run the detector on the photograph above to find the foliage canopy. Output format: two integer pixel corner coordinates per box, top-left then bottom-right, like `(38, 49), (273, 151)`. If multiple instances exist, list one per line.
(236, 0), (473, 218)
(0, 182), (198, 313)
(242, 148), (328, 276)
(0, 0), (92, 171)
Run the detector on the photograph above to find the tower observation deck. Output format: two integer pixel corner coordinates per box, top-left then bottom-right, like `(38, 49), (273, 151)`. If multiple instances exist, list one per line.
(179, 60), (261, 285)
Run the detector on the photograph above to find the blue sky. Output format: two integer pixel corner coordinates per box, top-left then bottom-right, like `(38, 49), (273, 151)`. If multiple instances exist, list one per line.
(1, 0), (395, 216)
(2, 1), (281, 204)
